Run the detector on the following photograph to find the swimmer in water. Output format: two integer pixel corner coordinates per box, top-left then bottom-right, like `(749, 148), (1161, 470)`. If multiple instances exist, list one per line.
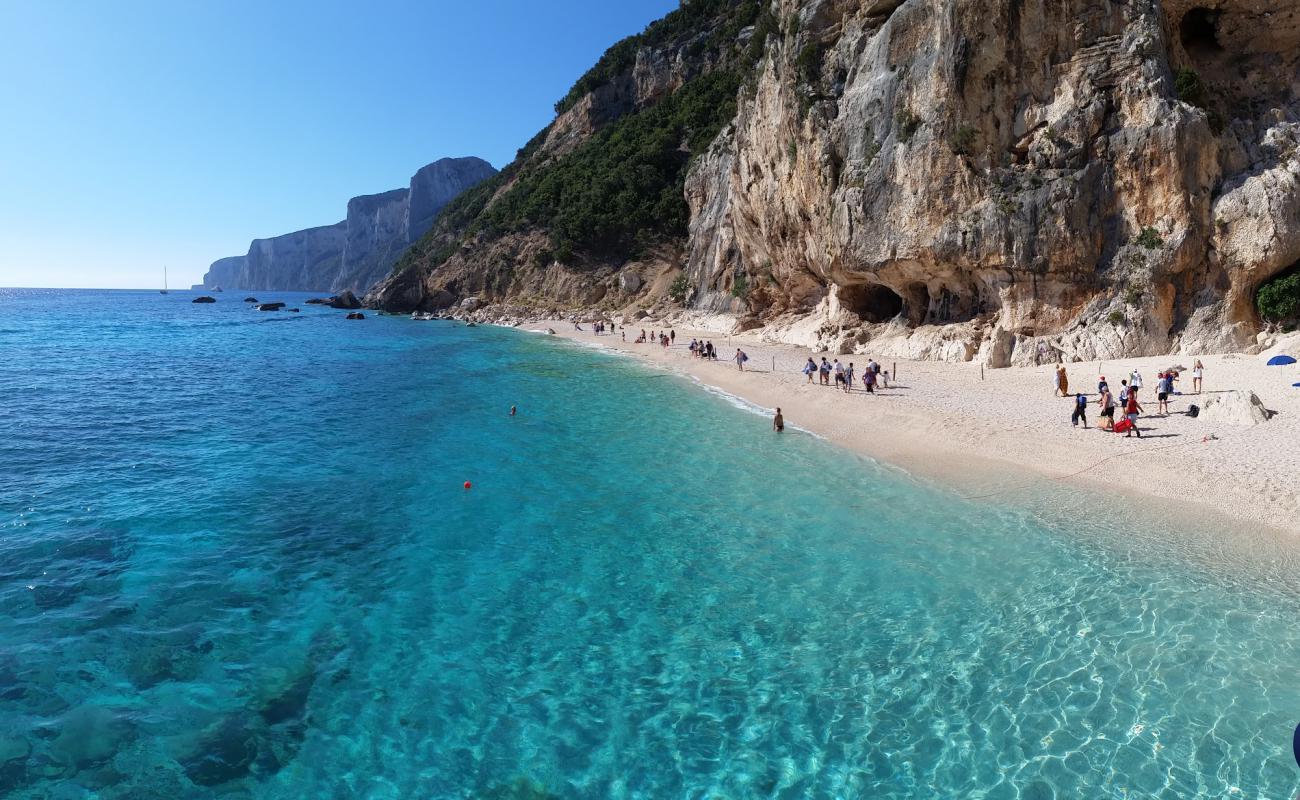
(773, 407), (784, 432)
(509, 405), (517, 416)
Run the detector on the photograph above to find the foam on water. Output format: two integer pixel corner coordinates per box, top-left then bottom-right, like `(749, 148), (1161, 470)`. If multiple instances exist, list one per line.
(1, 289), (1298, 799)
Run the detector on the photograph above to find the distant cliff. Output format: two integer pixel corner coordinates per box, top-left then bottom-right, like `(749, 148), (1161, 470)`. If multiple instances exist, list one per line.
(370, 0), (1300, 363)
(200, 157), (496, 293)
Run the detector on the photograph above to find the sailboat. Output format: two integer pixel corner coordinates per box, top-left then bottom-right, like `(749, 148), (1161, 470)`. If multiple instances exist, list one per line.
(160, 266), (169, 294)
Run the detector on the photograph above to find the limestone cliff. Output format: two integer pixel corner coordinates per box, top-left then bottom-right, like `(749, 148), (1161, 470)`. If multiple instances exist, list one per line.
(202, 157), (496, 293)
(371, 0), (1300, 364)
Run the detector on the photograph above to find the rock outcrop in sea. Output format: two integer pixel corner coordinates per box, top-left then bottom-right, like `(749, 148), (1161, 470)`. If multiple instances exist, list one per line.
(369, 0), (1300, 364)
(200, 157), (497, 293)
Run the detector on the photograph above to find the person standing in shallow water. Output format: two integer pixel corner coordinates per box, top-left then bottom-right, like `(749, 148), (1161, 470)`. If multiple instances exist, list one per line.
(773, 407), (784, 432)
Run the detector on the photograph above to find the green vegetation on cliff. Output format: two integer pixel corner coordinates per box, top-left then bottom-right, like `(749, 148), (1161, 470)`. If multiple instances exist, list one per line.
(399, 0), (780, 277)
(1257, 268), (1300, 324)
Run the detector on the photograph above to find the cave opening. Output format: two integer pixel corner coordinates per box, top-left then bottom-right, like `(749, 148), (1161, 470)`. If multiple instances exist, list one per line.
(903, 282), (931, 326)
(1180, 8), (1222, 56)
(840, 282), (904, 323)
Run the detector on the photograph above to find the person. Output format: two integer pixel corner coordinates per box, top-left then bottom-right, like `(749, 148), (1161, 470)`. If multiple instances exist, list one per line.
(621, 330), (626, 342)
(1192, 359), (1204, 394)
(574, 321), (583, 331)
(1057, 364), (1069, 397)
(1054, 365), (1064, 396)
(1156, 371), (1171, 415)
(1118, 379), (1129, 410)
(819, 357), (831, 385)
(1098, 385), (1115, 431)
(864, 366), (876, 393)
(735, 348), (748, 371)
(844, 362), (855, 393)
(802, 357), (817, 383)
(833, 359), (844, 388)
(670, 329), (676, 345)
(1124, 386), (1143, 438)
(1071, 392), (1088, 428)
(1098, 375), (1108, 395)
(510, 405), (517, 416)
(1130, 368), (1143, 391)
(706, 341), (716, 360)
(773, 407), (784, 432)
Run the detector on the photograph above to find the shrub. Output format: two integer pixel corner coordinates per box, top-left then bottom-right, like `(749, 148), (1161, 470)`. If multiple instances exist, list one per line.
(1174, 68), (1206, 108)
(951, 125), (978, 156)
(1107, 310), (1125, 325)
(795, 41), (823, 85)
(1124, 282), (1143, 307)
(731, 274), (749, 297)
(669, 274), (691, 303)
(1256, 269), (1300, 322)
(1135, 227), (1163, 249)
(895, 109), (921, 143)
(787, 141), (797, 162)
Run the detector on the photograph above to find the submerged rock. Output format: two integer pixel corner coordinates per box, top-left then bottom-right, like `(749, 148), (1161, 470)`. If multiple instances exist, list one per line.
(243, 297), (258, 303)
(191, 296), (216, 304)
(181, 715), (259, 787)
(257, 302), (286, 312)
(304, 297), (329, 304)
(345, 312), (365, 320)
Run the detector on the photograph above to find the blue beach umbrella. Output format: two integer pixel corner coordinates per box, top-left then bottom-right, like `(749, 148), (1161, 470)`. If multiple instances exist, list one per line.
(1266, 354), (1297, 366)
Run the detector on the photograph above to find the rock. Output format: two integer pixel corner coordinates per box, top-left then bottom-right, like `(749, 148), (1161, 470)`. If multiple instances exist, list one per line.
(1199, 390), (1271, 425)
(546, 328), (557, 335)
(289, 308), (300, 312)
(363, 0), (1300, 363)
(304, 297), (329, 305)
(204, 157), (497, 295)
(345, 312), (365, 320)
(182, 715), (259, 787)
(329, 290), (362, 309)
(191, 296), (216, 304)
(619, 272), (643, 293)
(50, 705), (132, 771)
(243, 297), (258, 303)
(257, 302), (285, 311)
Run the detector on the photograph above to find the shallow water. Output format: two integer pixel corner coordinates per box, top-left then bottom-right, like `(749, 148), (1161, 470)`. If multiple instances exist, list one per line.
(1, 289), (1299, 798)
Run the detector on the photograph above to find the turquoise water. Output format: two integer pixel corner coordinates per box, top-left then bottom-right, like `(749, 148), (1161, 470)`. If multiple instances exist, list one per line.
(2, 288), (1299, 798)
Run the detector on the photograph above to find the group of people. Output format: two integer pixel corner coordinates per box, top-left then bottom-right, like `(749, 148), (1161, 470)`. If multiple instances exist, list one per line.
(802, 356), (888, 393)
(688, 338), (718, 360)
(634, 328), (676, 348)
(1065, 359), (1204, 438)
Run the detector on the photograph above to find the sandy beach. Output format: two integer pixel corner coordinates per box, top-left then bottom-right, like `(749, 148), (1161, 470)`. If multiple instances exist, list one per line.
(541, 319), (1300, 536)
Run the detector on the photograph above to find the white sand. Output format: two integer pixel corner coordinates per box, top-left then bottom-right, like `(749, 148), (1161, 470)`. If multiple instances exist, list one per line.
(543, 321), (1300, 535)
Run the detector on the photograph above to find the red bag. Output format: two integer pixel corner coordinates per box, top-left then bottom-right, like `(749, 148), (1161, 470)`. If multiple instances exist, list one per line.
(1113, 417), (1133, 433)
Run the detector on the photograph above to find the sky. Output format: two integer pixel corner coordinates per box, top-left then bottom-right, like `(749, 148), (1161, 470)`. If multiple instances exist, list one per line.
(0, 0), (677, 289)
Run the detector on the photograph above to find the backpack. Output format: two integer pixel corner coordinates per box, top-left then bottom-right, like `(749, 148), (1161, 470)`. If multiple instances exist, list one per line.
(741, 352), (749, 362)
(1187, 404), (1200, 418)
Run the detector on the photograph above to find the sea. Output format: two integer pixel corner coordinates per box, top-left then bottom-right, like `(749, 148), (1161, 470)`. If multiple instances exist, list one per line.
(2, 288), (1299, 799)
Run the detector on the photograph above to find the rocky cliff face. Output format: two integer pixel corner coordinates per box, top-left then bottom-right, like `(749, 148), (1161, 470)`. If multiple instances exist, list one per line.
(198, 256), (245, 289)
(202, 157), (496, 293)
(371, 0), (1300, 364)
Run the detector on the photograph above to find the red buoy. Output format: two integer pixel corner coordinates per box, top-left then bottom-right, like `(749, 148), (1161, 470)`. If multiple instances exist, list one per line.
(463, 481), (472, 490)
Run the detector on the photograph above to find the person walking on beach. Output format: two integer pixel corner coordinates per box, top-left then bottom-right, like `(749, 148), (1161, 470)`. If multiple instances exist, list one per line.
(1056, 364), (1069, 397)
(833, 359), (844, 388)
(1118, 380), (1130, 411)
(1098, 375), (1108, 395)
(1130, 368), (1143, 391)
(1098, 385), (1115, 431)
(819, 358), (831, 385)
(1156, 372), (1171, 415)
(844, 362), (855, 393)
(803, 357), (817, 383)
(734, 348), (748, 370)
(1124, 387), (1143, 438)
(1071, 391), (1088, 428)
(864, 366), (876, 393)
(1192, 359), (1204, 394)
(670, 329), (676, 345)
(773, 407), (784, 432)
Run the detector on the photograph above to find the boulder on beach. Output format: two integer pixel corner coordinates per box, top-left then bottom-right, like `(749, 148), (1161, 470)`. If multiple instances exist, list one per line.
(192, 296), (216, 304)
(345, 312), (365, 320)
(329, 291), (362, 310)
(257, 302), (286, 311)
(1198, 390), (1270, 425)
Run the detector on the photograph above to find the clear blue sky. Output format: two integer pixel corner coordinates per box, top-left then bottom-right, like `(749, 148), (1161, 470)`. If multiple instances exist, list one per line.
(0, 0), (676, 288)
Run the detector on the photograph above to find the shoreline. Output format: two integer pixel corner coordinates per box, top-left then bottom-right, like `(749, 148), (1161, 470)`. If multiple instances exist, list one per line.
(534, 319), (1300, 537)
